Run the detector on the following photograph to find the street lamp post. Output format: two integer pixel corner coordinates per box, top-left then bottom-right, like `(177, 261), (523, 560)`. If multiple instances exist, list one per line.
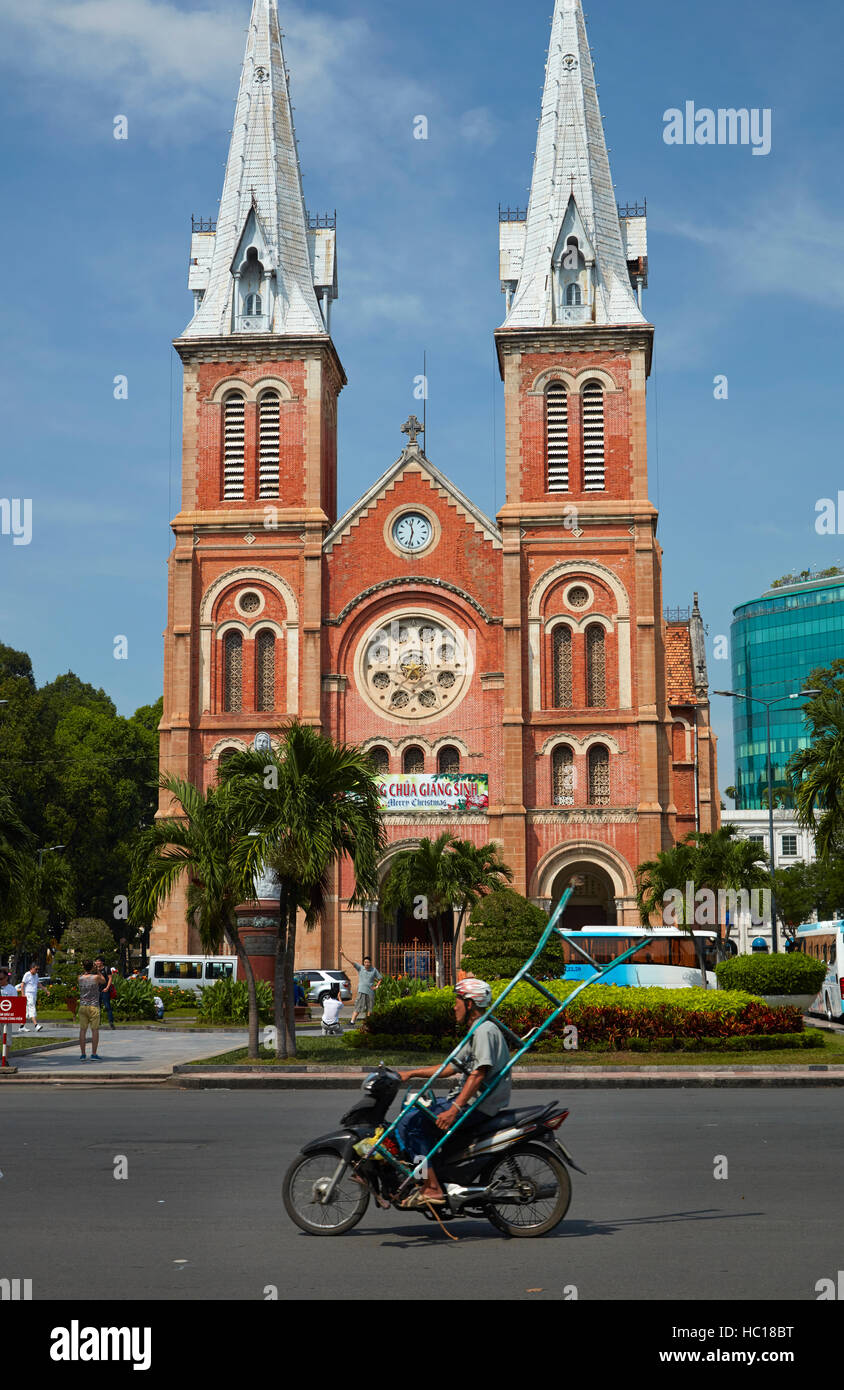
(714, 690), (821, 953)
(37, 845), (65, 871)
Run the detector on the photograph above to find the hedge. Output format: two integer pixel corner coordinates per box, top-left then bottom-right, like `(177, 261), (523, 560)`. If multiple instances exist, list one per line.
(715, 953), (827, 995)
(354, 980), (805, 1049)
(461, 888), (565, 980)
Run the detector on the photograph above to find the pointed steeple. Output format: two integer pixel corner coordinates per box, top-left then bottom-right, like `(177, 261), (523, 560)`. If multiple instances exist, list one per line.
(184, 0), (331, 338)
(502, 0), (645, 330)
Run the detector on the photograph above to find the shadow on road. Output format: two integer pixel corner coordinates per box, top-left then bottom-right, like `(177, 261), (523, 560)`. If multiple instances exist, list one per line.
(301, 1205), (765, 1249)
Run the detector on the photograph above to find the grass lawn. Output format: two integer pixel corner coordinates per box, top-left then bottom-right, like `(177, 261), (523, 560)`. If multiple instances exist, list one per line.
(10, 1035), (72, 1052)
(190, 1031), (844, 1069)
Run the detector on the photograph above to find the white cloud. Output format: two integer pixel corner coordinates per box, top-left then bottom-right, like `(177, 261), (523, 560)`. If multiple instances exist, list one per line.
(664, 191), (844, 311)
(0, 0), (379, 142)
(459, 107), (499, 148)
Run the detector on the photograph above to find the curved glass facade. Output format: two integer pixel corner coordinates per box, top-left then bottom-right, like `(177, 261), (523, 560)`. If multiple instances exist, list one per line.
(730, 578), (844, 808)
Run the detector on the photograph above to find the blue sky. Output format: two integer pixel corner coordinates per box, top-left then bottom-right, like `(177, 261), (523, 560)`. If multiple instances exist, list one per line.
(1, 0), (843, 791)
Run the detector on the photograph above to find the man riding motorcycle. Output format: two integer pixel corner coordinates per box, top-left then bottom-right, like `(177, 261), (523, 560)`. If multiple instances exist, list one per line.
(395, 977), (510, 1209)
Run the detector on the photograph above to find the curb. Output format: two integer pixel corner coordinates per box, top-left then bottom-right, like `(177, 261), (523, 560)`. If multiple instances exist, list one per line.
(169, 1065), (844, 1090)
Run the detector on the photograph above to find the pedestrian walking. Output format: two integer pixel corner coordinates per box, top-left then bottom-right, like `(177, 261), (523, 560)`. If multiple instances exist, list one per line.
(320, 982), (344, 1036)
(77, 960), (107, 1062)
(18, 963), (42, 1033)
(341, 952), (382, 1025)
(95, 957), (117, 1030)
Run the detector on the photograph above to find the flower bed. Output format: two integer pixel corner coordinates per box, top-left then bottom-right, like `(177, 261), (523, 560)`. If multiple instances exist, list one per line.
(346, 980), (806, 1052)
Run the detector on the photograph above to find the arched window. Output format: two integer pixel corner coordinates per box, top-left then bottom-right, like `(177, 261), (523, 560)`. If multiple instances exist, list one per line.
(239, 246), (265, 326)
(223, 631), (243, 712)
(552, 746), (574, 806)
(258, 390), (280, 499)
(565, 283), (582, 306)
(553, 626), (573, 708)
(588, 745), (610, 806)
(223, 392), (246, 499)
(217, 746), (239, 781)
(438, 746), (460, 775)
(403, 746), (425, 775)
(586, 625), (606, 707)
(546, 383), (569, 493)
(256, 630), (275, 713)
(368, 746), (390, 776)
(582, 381), (605, 491)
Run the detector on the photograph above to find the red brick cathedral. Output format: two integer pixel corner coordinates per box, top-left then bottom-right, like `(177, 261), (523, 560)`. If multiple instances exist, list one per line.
(154, 0), (719, 969)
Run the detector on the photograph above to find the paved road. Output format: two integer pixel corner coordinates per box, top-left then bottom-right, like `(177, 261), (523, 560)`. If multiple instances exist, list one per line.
(2, 1088), (842, 1301)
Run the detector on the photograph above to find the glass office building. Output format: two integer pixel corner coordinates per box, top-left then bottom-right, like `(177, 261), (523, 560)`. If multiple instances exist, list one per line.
(731, 574), (844, 809)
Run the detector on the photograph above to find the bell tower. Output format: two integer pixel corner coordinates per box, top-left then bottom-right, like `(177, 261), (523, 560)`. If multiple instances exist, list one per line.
(495, 0), (672, 918)
(154, 0), (344, 953)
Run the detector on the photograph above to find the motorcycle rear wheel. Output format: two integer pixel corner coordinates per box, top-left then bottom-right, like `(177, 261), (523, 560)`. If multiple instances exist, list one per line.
(483, 1142), (572, 1238)
(283, 1149), (370, 1236)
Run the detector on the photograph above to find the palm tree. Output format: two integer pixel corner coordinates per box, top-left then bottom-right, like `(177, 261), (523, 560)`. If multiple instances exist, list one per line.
(380, 835), (513, 983)
(380, 834), (457, 985)
(788, 686), (844, 860)
(221, 722), (386, 1058)
(129, 776), (264, 1058)
(690, 825), (770, 942)
(636, 838), (707, 984)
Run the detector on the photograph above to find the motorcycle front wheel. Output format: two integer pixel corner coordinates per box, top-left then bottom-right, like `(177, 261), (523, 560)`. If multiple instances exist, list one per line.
(283, 1149), (370, 1236)
(483, 1142), (572, 1238)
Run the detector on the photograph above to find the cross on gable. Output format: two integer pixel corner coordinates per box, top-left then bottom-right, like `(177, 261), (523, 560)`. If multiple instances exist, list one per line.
(401, 415), (424, 447)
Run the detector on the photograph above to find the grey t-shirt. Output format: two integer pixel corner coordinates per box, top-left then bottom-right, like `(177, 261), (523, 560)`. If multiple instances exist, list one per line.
(78, 973), (102, 1007)
(353, 964), (382, 996)
(450, 1020), (511, 1116)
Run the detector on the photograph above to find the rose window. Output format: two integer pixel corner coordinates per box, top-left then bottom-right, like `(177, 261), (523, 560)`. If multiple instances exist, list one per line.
(360, 616), (470, 720)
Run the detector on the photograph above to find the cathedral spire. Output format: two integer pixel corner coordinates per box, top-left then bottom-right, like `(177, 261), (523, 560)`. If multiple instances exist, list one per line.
(184, 0), (333, 338)
(501, 0), (645, 330)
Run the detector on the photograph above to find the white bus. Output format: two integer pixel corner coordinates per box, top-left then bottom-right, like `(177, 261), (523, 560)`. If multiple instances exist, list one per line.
(559, 928), (735, 990)
(141, 955), (239, 993)
(796, 922), (844, 1022)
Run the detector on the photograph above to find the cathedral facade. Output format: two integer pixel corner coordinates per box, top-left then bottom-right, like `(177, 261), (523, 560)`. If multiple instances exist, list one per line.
(153, 0), (719, 970)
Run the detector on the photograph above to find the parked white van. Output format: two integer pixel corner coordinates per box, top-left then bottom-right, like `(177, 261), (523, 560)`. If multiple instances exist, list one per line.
(141, 956), (239, 993)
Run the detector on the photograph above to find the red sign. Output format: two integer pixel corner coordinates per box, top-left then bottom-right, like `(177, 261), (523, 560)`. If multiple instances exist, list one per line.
(0, 997), (26, 1024)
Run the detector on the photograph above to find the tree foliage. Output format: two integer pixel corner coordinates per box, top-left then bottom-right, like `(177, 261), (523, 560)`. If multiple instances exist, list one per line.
(460, 887), (563, 980)
(0, 641), (161, 954)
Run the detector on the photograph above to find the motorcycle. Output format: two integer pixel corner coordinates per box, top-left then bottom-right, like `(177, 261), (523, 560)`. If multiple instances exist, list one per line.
(282, 1064), (584, 1238)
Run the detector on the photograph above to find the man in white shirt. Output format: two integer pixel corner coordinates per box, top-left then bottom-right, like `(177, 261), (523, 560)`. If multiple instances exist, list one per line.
(18, 964), (42, 1033)
(321, 984), (344, 1036)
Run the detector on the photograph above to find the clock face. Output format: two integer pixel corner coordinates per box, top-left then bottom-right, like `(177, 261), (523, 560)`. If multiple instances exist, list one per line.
(393, 513), (432, 552)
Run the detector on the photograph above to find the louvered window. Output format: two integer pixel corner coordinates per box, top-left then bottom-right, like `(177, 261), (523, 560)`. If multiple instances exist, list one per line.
(582, 381), (605, 491)
(553, 626), (573, 708)
(586, 625), (606, 708)
(546, 383), (569, 493)
(223, 393), (246, 500)
(438, 746), (460, 775)
(403, 746), (425, 775)
(258, 391), (280, 499)
(256, 631), (275, 713)
(588, 745), (610, 806)
(369, 746), (390, 776)
(223, 631), (242, 712)
(552, 746), (574, 806)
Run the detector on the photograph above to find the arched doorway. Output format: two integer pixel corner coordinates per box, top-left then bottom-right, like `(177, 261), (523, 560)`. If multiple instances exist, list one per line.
(374, 842), (455, 983)
(549, 864), (617, 931)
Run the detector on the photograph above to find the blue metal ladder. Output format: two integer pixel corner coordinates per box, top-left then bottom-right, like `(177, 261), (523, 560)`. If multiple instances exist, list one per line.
(365, 886), (651, 1183)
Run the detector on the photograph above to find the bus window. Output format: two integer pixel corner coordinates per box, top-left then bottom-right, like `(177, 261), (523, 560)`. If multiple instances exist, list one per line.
(154, 960), (203, 980)
(205, 962), (235, 980)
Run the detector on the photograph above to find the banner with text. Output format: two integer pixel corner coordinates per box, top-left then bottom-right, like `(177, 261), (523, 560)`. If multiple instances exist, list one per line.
(377, 774), (489, 813)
